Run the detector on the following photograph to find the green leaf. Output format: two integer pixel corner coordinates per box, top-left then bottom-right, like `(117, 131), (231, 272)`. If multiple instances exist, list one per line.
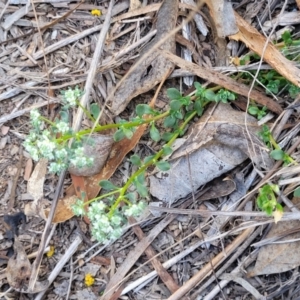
(294, 187), (300, 197)
(180, 96), (191, 106)
(270, 149), (285, 160)
(59, 110), (69, 123)
(90, 103), (101, 120)
(156, 160), (170, 171)
(194, 100), (204, 116)
(123, 127), (133, 139)
(162, 145), (173, 156)
(135, 181), (148, 197)
(170, 100), (183, 111)
(167, 88), (182, 100)
(204, 90), (216, 101)
(99, 180), (118, 191)
(125, 192), (136, 202)
(194, 82), (202, 90)
(150, 123), (160, 142)
(144, 155), (156, 164)
(162, 132), (174, 141)
(164, 115), (176, 128)
(174, 110), (183, 120)
(136, 172), (145, 184)
(113, 129), (126, 141)
(227, 92), (236, 101)
(282, 31), (292, 46)
(129, 154), (142, 166)
(248, 106), (259, 115)
(136, 104), (153, 117)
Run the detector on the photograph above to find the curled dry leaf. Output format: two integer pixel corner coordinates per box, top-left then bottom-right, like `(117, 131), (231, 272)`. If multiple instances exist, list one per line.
(68, 134), (114, 177)
(25, 159), (48, 220)
(6, 236), (48, 293)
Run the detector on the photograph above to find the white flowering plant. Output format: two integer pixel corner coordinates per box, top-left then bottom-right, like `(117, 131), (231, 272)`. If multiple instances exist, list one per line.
(24, 84), (236, 242)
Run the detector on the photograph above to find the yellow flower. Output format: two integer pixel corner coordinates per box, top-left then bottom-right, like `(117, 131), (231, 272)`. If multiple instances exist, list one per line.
(91, 9), (102, 17)
(46, 246), (55, 258)
(85, 273), (95, 286)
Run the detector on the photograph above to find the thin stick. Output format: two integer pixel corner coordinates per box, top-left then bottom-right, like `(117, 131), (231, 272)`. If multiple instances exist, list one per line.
(72, 0), (115, 132)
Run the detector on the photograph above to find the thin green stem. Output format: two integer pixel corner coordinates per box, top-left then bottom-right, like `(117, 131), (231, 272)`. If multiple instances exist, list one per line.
(84, 189), (121, 206)
(55, 111), (170, 143)
(108, 110), (198, 217)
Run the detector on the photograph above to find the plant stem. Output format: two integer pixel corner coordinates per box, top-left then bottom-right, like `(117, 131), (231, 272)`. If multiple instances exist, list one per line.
(108, 110), (198, 217)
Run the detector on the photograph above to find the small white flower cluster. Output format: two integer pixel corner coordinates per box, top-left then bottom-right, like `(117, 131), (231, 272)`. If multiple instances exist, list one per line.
(62, 86), (83, 107)
(87, 201), (124, 243)
(72, 198), (147, 243)
(30, 109), (42, 127)
(24, 109), (94, 174)
(124, 202), (146, 217)
(24, 130), (55, 161)
(69, 147), (94, 169)
(55, 121), (70, 134)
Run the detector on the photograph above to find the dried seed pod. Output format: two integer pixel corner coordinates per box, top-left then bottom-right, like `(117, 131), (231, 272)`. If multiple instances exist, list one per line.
(68, 134), (114, 177)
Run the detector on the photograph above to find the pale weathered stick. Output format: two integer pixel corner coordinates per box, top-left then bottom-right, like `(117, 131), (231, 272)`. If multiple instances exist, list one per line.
(34, 235), (83, 300)
(167, 227), (254, 300)
(72, 0), (114, 132)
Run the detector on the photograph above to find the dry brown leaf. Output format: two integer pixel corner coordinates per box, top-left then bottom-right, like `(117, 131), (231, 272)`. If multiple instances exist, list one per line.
(44, 195), (77, 223)
(230, 12), (300, 87)
(25, 159), (48, 219)
(6, 236), (48, 293)
(197, 177), (236, 201)
(150, 103), (273, 203)
(23, 158), (33, 181)
(27, 159), (47, 201)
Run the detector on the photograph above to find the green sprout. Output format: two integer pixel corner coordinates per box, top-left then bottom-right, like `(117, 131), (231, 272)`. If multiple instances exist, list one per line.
(257, 184), (283, 216)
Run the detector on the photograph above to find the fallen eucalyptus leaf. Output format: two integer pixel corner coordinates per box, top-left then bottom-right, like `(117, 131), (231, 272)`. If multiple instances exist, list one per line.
(150, 103), (273, 203)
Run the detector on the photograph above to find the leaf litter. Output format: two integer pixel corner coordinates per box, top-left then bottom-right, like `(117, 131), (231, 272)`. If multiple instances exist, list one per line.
(1, 0), (300, 299)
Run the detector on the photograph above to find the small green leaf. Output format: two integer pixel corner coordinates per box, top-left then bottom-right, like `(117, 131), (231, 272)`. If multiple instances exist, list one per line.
(125, 192), (136, 202)
(294, 187), (300, 197)
(99, 180), (118, 191)
(204, 90), (216, 101)
(144, 155), (156, 164)
(136, 104), (153, 117)
(156, 161), (170, 171)
(174, 110), (183, 120)
(150, 124), (161, 142)
(270, 149), (285, 160)
(59, 110), (69, 123)
(129, 154), (142, 166)
(194, 100), (204, 116)
(135, 181), (148, 197)
(136, 172), (145, 184)
(180, 96), (191, 106)
(162, 145), (173, 156)
(123, 128), (133, 139)
(162, 132), (174, 141)
(114, 129), (126, 141)
(248, 106), (259, 115)
(90, 103), (101, 119)
(164, 115), (176, 128)
(170, 100), (183, 111)
(194, 82), (202, 90)
(167, 88), (182, 100)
